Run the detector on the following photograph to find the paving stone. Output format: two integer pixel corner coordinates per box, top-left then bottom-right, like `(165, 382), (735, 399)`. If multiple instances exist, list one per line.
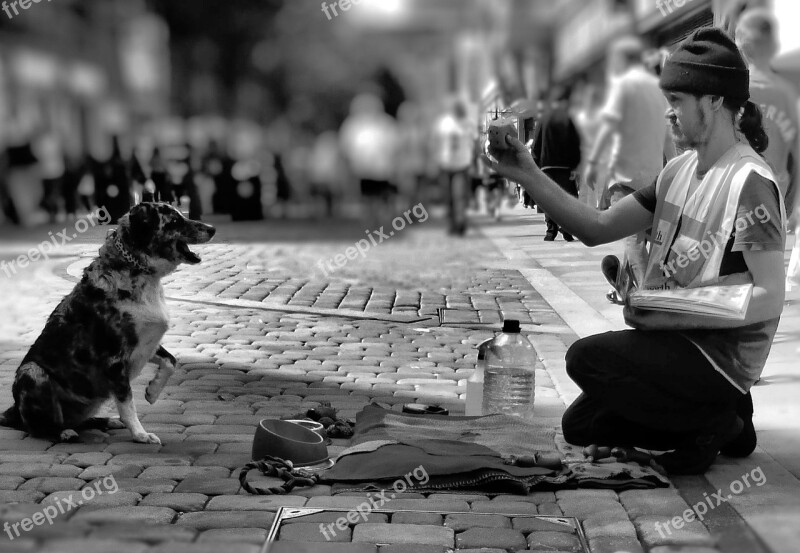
(105, 478), (176, 494)
(281, 521), (352, 542)
(470, 500), (538, 515)
(138, 466), (230, 480)
(582, 511), (637, 540)
(176, 510), (276, 530)
(195, 453), (251, 469)
(352, 524), (454, 547)
(648, 547), (719, 553)
(379, 546), (449, 553)
(205, 495), (307, 511)
(455, 527), (527, 550)
(0, 475), (23, 490)
(0, 491), (45, 504)
(557, 498), (626, 519)
(107, 454), (192, 467)
(197, 528), (268, 544)
(620, 489), (693, 518)
(140, 492), (208, 511)
(512, 516), (578, 534)
(42, 490), (141, 509)
(78, 465), (143, 480)
(382, 499), (471, 513)
(588, 536), (645, 553)
(268, 543), (377, 553)
(526, 530), (584, 551)
(391, 512), (443, 525)
(89, 523), (197, 543)
(444, 513), (511, 531)
(282, 512), (389, 525)
(18, 477), (85, 493)
(37, 539), (149, 553)
(147, 544), (261, 553)
(173, 477), (241, 495)
(537, 502), (564, 516)
(70, 506), (176, 525)
(634, 515), (716, 548)
(0, 463), (80, 478)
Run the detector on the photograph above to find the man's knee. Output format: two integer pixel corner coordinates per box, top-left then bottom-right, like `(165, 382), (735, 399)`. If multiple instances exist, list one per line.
(561, 408), (592, 447)
(565, 336), (599, 383)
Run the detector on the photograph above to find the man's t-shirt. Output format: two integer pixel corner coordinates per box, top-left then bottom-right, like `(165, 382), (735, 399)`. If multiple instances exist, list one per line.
(633, 173), (785, 392)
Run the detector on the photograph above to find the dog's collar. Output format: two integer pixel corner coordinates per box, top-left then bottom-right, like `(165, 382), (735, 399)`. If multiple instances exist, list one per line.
(109, 231), (151, 273)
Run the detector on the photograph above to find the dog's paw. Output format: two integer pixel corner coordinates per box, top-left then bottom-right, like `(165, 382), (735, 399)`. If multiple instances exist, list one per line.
(59, 429), (80, 442)
(132, 431), (161, 445)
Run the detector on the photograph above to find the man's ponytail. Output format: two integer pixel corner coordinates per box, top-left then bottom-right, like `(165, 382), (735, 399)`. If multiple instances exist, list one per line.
(738, 100), (769, 154)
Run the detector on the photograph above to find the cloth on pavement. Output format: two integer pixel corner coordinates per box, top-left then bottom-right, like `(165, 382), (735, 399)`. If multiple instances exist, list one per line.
(321, 404), (669, 494)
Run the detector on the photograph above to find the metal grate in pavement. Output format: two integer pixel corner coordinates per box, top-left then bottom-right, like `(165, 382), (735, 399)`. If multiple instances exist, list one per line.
(261, 507), (590, 552)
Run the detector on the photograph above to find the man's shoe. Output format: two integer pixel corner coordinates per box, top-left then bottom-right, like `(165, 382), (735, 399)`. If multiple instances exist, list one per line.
(562, 232), (575, 242)
(721, 393), (756, 457)
(544, 234), (556, 242)
(601, 255), (620, 288)
(652, 418), (743, 475)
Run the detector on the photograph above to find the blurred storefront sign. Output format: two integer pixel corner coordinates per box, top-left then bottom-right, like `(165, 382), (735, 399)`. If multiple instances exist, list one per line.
(553, 0), (632, 80)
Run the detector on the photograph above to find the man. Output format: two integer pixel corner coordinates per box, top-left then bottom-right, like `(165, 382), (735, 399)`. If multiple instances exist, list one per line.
(735, 8), (799, 213)
(484, 28), (785, 474)
(585, 36), (676, 302)
(532, 86), (582, 242)
(340, 93), (399, 229)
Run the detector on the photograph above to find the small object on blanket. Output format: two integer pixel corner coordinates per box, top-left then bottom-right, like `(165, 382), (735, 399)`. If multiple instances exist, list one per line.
(611, 447), (654, 465)
(504, 452), (563, 470)
(583, 445), (613, 462)
(402, 403), (449, 416)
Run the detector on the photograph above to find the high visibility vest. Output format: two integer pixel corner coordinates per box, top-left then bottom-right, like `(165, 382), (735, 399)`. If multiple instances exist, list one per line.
(642, 143), (785, 291)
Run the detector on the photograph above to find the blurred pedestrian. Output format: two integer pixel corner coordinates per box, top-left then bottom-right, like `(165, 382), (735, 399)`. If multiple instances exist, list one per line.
(36, 127), (65, 223)
(434, 99), (475, 235)
(204, 140), (235, 215)
(309, 131), (344, 218)
(532, 86), (582, 242)
(96, 136), (132, 225)
(4, 120), (45, 227)
(735, 8), (799, 214)
(573, 83), (608, 208)
(149, 147), (172, 204)
(584, 36), (676, 303)
(340, 93), (399, 229)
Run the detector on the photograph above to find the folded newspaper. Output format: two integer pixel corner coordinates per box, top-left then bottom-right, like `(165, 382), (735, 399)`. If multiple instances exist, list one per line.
(629, 283), (754, 319)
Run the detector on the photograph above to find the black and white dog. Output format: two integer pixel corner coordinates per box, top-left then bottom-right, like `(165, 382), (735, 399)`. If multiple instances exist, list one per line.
(0, 203), (215, 443)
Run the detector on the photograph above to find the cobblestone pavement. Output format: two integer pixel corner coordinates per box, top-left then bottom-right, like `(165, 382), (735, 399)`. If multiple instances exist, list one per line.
(0, 210), (793, 552)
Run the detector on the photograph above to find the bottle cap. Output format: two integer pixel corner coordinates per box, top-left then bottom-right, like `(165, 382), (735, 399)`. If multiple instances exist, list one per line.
(502, 320), (521, 333)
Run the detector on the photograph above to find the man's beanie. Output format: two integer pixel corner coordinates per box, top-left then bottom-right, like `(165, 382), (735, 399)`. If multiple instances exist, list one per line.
(660, 27), (749, 103)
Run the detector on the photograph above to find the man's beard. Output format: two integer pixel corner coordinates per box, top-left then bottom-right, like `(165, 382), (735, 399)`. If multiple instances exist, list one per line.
(672, 103), (707, 150)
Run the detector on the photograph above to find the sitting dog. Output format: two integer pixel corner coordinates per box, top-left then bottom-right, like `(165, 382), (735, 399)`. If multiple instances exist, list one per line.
(0, 203), (215, 443)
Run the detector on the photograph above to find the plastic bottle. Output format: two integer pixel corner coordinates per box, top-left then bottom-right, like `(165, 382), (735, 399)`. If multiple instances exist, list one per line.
(465, 338), (493, 416)
(481, 319), (537, 421)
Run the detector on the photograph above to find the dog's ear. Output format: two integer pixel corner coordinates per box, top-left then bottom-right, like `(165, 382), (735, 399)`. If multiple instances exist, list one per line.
(126, 203), (160, 250)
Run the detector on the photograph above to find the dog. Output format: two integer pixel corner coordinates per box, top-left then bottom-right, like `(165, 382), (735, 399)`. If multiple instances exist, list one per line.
(0, 203), (215, 443)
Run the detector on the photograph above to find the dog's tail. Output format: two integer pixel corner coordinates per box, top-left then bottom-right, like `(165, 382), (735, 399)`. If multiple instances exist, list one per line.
(0, 405), (23, 430)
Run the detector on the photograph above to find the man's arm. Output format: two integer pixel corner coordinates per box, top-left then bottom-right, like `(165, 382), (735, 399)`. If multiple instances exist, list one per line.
(623, 250), (785, 330)
(483, 136), (653, 246)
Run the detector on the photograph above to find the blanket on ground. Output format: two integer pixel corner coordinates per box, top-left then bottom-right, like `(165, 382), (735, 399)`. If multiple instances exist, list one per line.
(320, 404), (669, 494)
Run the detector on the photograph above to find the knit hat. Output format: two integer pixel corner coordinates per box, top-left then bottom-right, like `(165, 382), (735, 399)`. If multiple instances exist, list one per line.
(660, 27), (749, 103)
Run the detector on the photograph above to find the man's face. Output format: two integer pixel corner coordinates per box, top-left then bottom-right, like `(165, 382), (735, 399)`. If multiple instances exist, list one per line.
(663, 91), (711, 150)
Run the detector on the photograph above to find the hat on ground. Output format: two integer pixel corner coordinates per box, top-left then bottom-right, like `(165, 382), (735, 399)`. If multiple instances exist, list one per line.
(660, 27), (749, 103)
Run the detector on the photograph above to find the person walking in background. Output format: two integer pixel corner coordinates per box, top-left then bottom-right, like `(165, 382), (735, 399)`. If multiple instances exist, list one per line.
(532, 86), (582, 242)
(434, 99), (475, 235)
(573, 83), (608, 208)
(340, 93), (399, 229)
(735, 8), (799, 215)
(36, 126), (65, 223)
(584, 36), (676, 303)
(149, 146), (172, 205)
